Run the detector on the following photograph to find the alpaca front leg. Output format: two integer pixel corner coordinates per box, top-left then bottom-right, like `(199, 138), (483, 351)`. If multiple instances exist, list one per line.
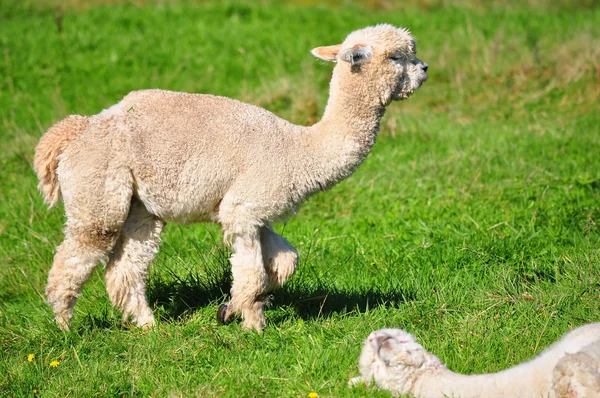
(260, 226), (298, 291)
(220, 233), (268, 331)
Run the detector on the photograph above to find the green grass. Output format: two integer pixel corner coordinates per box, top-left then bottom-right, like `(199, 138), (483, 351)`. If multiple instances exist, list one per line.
(1, 1), (599, 397)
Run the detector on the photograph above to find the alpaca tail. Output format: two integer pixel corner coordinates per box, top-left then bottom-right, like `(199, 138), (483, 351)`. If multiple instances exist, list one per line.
(33, 115), (89, 207)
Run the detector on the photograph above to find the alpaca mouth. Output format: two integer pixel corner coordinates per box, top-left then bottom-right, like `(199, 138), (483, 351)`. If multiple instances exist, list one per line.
(396, 90), (414, 100)
(393, 73), (427, 101)
(414, 72), (428, 89)
(406, 75), (427, 96)
(394, 84), (415, 100)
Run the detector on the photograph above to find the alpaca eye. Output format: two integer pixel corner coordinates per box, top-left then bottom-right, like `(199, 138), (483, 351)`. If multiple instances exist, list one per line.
(389, 55), (402, 61)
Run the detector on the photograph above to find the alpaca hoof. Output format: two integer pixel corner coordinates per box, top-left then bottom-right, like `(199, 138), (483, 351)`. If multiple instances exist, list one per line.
(136, 315), (156, 330)
(241, 318), (265, 333)
(55, 316), (71, 331)
(217, 304), (232, 325)
(349, 376), (365, 387)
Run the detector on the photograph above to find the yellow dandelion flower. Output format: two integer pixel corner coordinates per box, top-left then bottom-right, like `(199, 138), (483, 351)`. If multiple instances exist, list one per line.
(49, 360), (60, 368)
(33, 389), (39, 394)
(308, 392), (318, 398)
(28, 354), (35, 362)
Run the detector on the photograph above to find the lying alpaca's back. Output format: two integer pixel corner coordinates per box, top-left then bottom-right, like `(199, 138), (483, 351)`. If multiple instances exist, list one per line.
(483, 323), (600, 396)
(509, 323), (600, 379)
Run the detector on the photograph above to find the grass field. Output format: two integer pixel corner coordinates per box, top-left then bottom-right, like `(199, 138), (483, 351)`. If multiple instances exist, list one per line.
(1, 0), (599, 396)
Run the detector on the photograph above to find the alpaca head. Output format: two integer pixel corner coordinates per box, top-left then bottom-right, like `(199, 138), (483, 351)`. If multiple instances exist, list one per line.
(553, 350), (600, 398)
(311, 24), (428, 105)
(357, 328), (444, 394)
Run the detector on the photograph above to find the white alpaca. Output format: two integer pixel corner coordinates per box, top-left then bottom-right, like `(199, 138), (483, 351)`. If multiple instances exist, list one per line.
(33, 24), (428, 331)
(351, 324), (600, 397)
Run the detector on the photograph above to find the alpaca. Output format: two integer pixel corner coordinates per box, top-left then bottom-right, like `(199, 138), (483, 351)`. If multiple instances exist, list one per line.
(33, 24), (428, 332)
(351, 324), (600, 397)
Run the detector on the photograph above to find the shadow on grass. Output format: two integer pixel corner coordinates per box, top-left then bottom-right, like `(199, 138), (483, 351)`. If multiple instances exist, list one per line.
(73, 308), (131, 333)
(147, 263), (414, 324)
(78, 315), (129, 332)
(147, 268), (232, 322)
(272, 283), (415, 322)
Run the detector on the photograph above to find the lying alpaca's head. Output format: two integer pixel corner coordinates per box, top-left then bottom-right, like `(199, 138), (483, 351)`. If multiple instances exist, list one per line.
(358, 328), (444, 395)
(311, 24), (428, 105)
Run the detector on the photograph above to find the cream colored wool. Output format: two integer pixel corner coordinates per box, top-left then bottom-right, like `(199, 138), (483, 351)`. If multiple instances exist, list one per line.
(33, 24), (428, 331)
(351, 324), (600, 398)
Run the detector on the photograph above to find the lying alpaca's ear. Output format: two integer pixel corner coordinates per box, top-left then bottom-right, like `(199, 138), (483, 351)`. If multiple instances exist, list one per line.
(377, 338), (426, 367)
(393, 347), (426, 367)
(339, 44), (373, 66)
(311, 44), (342, 62)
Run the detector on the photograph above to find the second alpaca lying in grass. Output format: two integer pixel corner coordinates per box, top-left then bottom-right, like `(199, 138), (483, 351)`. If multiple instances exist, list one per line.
(351, 323), (600, 397)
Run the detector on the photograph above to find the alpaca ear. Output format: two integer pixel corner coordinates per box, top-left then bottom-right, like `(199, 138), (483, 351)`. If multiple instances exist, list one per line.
(311, 44), (342, 62)
(378, 340), (426, 367)
(395, 347), (426, 367)
(339, 44), (373, 66)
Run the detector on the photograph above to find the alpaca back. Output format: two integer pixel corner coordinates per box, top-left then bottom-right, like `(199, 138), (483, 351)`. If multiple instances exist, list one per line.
(482, 323), (600, 396)
(92, 89), (307, 224)
(522, 323), (600, 373)
(95, 88), (376, 225)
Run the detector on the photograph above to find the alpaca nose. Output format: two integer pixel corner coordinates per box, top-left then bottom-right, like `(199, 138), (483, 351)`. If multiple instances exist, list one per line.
(422, 63), (428, 72)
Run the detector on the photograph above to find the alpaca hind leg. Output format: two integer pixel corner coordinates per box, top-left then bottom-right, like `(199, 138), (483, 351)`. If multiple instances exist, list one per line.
(105, 200), (163, 328)
(219, 232), (268, 331)
(260, 226), (298, 291)
(46, 225), (121, 330)
(47, 135), (133, 330)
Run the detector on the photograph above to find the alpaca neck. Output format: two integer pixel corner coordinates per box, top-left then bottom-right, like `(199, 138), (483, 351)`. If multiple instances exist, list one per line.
(318, 65), (386, 140)
(413, 363), (549, 398)
(298, 64), (386, 193)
